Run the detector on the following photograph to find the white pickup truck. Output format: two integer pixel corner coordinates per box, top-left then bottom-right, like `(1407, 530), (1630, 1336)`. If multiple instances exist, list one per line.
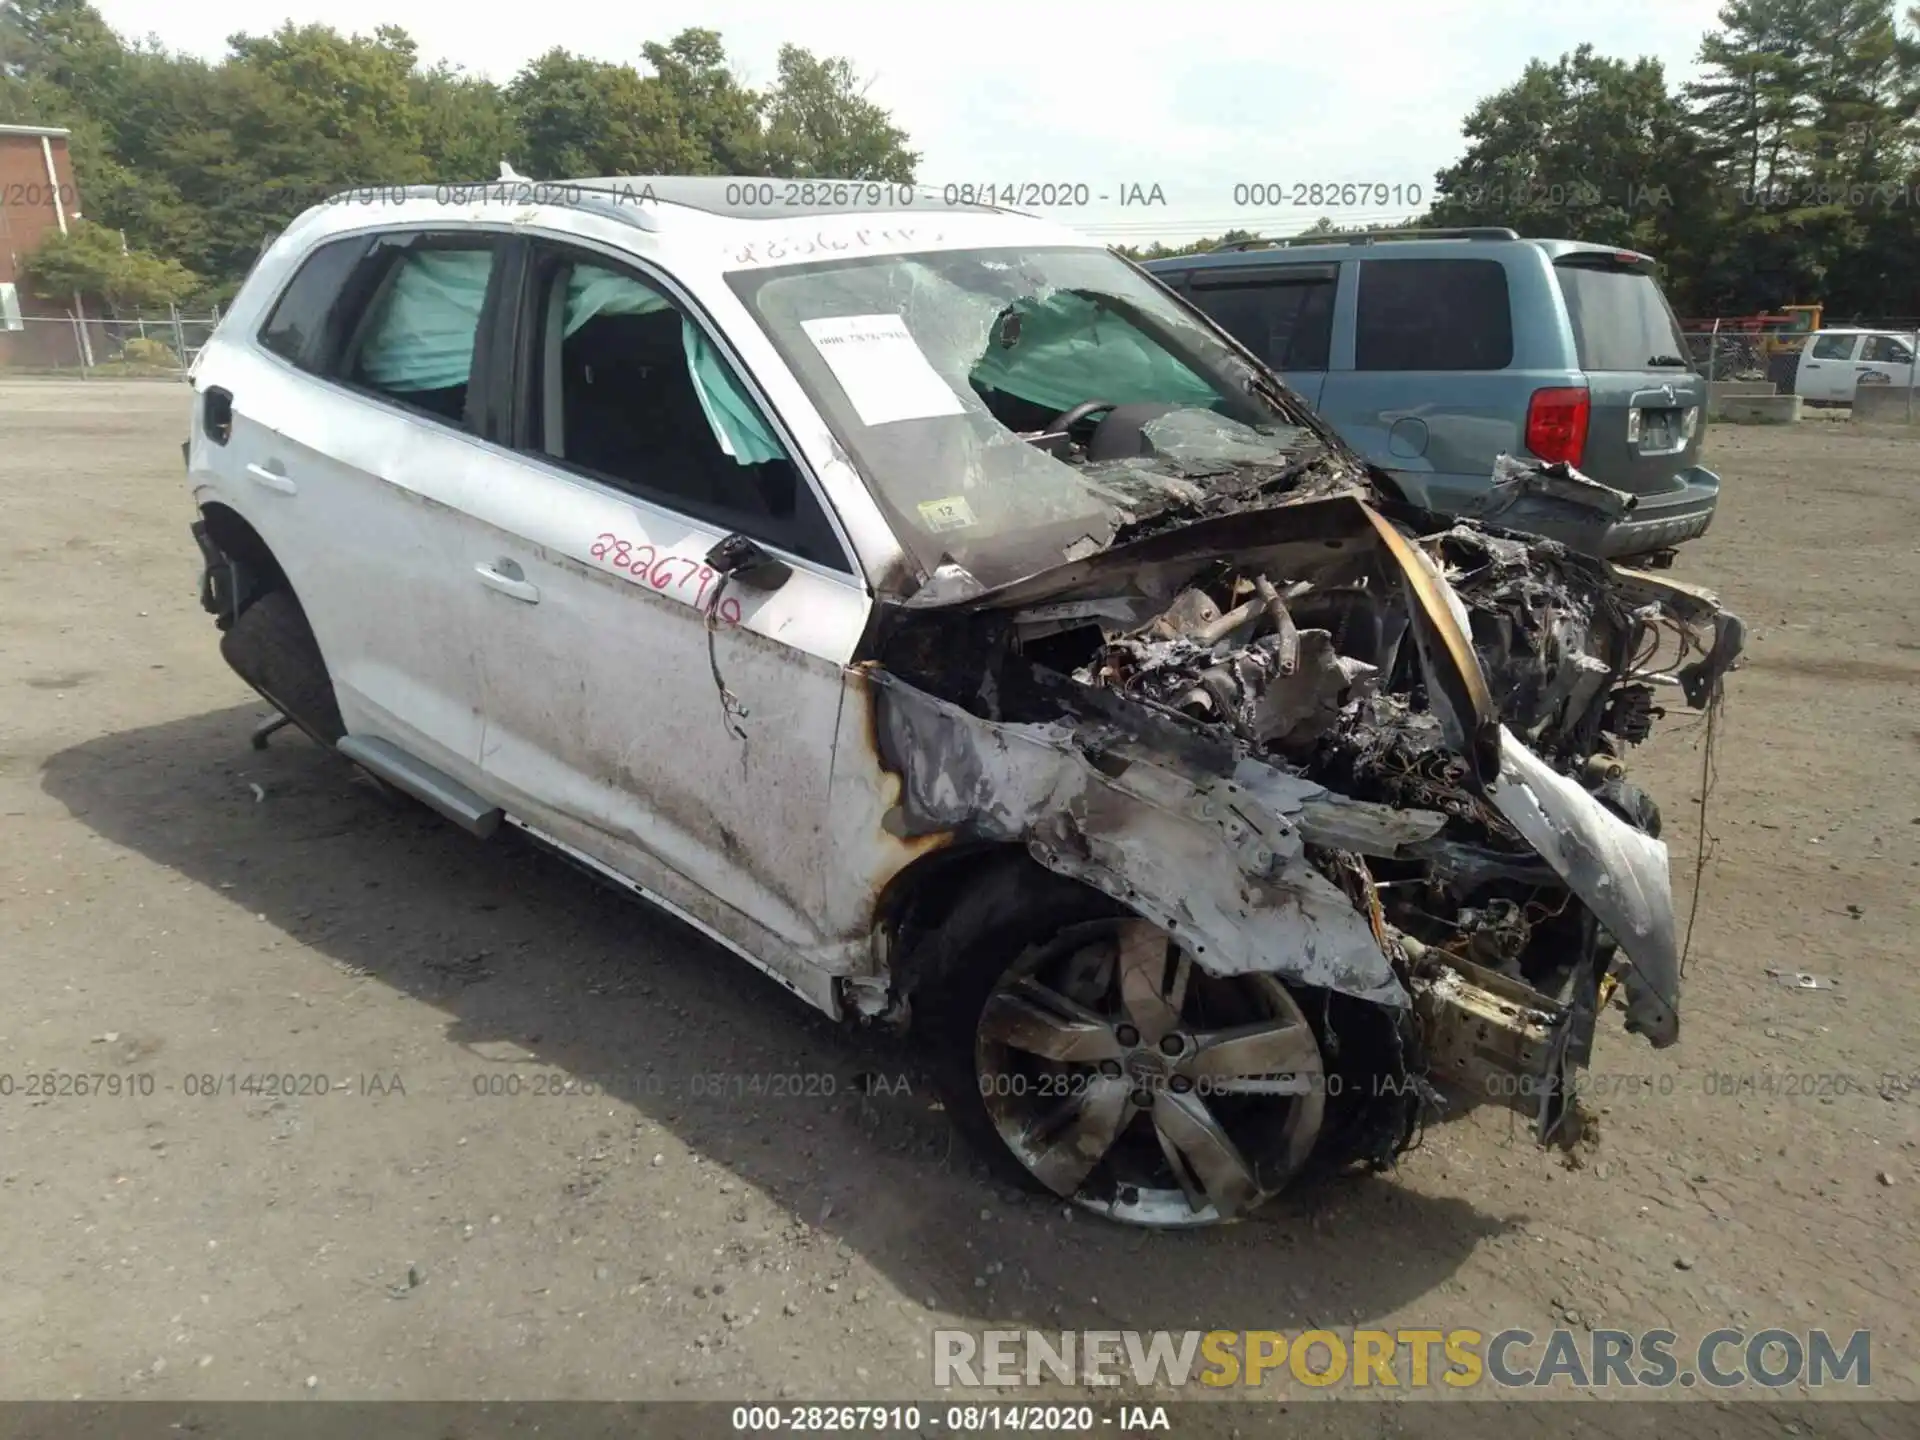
(1795, 327), (1917, 404)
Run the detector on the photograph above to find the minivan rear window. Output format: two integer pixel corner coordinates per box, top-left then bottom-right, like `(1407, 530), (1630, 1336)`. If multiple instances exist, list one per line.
(1354, 258), (1512, 371)
(1555, 260), (1690, 372)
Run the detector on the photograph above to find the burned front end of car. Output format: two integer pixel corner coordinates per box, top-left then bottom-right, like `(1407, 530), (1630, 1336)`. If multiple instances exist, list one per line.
(862, 444), (1742, 1161)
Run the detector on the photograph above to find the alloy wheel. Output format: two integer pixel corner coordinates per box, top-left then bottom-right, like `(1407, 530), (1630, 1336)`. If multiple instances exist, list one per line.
(973, 916), (1326, 1227)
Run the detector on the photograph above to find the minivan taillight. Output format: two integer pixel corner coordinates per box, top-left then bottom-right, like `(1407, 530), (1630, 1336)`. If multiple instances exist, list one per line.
(1526, 386), (1589, 466)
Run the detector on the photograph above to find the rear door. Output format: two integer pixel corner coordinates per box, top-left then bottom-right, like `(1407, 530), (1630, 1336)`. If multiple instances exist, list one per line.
(1315, 254), (1524, 514)
(1798, 331), (1862, 402)
(1552, 255), (1705, 498)
(1174, 262), (1337, 406)
(200, 229), (506, 777)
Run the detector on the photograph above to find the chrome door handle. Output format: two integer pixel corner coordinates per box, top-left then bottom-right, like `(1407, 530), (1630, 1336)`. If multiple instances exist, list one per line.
(475, 562), (540, 603)
(245, 462), (296, 495)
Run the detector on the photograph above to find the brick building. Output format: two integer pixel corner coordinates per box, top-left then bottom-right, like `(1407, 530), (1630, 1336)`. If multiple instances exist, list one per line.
(0, 122), (87, 363)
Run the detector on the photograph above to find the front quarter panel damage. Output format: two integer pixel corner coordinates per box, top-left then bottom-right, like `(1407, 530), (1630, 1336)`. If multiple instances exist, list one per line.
(852, 463), (1740, 1171)
(868, 670), (1409, 1008)
(1486, 728), (1679, 1046)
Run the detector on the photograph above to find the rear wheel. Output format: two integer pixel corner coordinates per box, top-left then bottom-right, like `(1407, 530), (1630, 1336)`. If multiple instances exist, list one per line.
(218, 588), (345, 749)
(919, 872), (1326, 1228)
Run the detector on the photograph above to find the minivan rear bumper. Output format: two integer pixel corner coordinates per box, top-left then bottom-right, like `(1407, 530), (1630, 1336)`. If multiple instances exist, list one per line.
(1594, 465), (1719, 558)
(1471, 463), (1718, 559)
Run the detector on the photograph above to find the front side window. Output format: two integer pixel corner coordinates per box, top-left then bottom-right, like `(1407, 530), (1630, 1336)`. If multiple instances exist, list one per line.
(525, 251), (844, 568)
(727, 245), (1331, 591)
(1355, 257), (1513, 371)
(1862, 334), (1913, 364)
(1187, 272), (1336, 371)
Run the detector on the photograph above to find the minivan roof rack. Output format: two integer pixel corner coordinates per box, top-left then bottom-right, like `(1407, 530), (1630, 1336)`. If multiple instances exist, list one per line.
(1209, 226), (1521, 253)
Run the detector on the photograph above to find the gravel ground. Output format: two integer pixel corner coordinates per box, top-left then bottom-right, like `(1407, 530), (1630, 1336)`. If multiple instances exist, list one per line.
(0, 381), (1914, 1411)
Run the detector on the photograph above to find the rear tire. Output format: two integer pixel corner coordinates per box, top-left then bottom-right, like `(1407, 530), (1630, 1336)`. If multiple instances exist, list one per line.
(218, 588), (346, 749)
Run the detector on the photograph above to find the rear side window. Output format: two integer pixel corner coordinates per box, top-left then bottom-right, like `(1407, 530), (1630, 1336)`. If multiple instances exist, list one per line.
(1188, 270), (1336, 370)
(337, 242), (499, 428)
(1809, 333), (1858, 361)
(1555, 261), (1690, 371)
(1354, 258), (1512, 371)
(257, 238), (369, 370)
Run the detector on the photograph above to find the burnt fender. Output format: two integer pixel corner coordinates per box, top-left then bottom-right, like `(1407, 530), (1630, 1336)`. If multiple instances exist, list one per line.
(870, 672), (1409, 1008)
(1486, 729), (1680, 1046)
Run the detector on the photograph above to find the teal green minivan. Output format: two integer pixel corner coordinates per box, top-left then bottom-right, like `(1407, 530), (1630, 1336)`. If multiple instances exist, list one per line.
(1145, 228), (1718, 559)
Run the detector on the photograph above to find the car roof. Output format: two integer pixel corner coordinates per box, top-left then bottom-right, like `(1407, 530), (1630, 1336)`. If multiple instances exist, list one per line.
(294, 175), (1094, 267)
(1143, 232), (1655, 272)
(564, 176), (994, 219)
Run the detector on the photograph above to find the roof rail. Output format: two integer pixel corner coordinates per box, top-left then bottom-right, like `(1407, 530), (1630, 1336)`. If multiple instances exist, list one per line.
(1209, 226), (1521, 253)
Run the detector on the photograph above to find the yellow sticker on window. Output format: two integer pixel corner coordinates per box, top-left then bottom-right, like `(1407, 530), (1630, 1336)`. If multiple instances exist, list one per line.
(917, 496), (977, 532)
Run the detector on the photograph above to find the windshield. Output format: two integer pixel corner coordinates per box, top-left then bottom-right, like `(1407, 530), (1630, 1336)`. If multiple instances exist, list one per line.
(1555, 261), (1692, 371)
(727, 245), (1329, 592)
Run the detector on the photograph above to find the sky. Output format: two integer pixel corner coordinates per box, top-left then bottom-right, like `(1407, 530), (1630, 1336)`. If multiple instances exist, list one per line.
(93, 0), (1731, 244)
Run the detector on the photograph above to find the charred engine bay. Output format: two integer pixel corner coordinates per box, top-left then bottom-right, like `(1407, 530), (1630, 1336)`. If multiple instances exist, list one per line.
(871, 480), (1741, 1126)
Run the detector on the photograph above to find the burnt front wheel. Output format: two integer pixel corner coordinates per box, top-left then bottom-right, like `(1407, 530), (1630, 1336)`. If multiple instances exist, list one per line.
(920, 873), (1326, 1227)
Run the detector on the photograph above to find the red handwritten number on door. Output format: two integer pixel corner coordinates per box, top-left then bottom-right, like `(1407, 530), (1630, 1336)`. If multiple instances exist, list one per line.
(592, 533), (740, 625)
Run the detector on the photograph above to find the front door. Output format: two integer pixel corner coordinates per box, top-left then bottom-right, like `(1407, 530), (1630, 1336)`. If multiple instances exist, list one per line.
(1800, 332), (1862, 402)
(457, 238), (870, 974)
(1177, 263), (1337, 406)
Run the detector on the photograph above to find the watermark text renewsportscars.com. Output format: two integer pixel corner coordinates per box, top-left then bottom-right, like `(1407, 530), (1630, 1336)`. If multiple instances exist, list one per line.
(933, 1328), (1872, 1391)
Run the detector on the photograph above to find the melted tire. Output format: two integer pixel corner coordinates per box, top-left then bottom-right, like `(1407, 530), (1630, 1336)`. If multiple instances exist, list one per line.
(218, 589), (346, 749)
(908, 861), (1129, 1200)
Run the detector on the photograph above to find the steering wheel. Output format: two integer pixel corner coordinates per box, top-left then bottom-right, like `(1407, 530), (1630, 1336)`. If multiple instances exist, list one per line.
(1047, 400), (1119, 437)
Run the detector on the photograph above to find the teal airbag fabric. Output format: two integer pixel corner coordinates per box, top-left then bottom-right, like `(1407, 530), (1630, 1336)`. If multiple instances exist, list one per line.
(969, 291), (1219, 413)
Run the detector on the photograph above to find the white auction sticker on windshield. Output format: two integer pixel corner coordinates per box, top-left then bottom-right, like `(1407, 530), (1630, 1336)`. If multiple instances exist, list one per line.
(800, 313), (966, 427)
(917, 495), (977, 531)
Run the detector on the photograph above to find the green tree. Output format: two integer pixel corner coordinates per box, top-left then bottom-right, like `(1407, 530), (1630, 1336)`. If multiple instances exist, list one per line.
(640, 29), (764, 173)
(224, 23), (431, 185)
(19, 216), (197, 310)
(1681, 0), (1920, 312)
(0, 0), (123, 111)
(508, 48), (700, 177)
(1426, 44), (1713, 257)
(760, 45), (917, 181)
(414, 62), (516, 180)
(1790, 0), (1920, 181)
(1687, 0), (1814, 192)
(1, 0), (926, 293)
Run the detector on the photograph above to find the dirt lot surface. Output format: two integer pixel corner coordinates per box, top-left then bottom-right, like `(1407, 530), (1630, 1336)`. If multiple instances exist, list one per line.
(1, 381), (1916, 1413)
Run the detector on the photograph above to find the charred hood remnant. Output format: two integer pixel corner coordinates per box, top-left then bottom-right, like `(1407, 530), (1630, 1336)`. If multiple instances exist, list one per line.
(865, 465), (1742, 1163)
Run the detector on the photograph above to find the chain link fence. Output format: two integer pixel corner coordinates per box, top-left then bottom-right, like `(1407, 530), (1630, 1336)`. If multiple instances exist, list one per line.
(1683, 315), (1920, 395)
(0, 307), (221, 377)
(1681, 327), (1803, 391)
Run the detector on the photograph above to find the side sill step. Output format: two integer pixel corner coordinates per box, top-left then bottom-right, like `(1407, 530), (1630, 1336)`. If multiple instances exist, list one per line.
(336, 735), (503, 838)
